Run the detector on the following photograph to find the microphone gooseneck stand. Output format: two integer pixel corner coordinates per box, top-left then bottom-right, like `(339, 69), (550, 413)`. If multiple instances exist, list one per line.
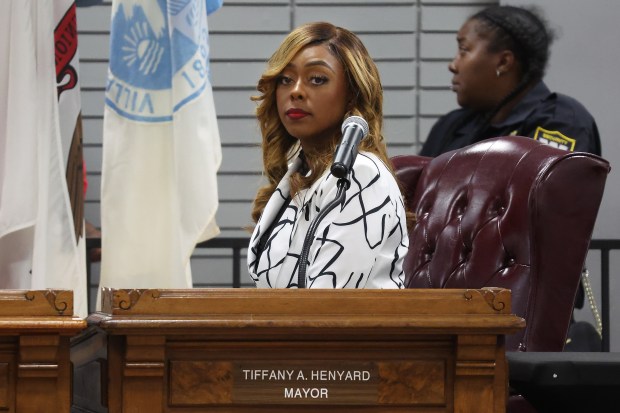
(296, 115), (367, 288)
(296, 177), (350, 288)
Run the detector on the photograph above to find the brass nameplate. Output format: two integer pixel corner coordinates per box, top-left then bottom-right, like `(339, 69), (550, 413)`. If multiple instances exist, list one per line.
(233, 361), (377, 404)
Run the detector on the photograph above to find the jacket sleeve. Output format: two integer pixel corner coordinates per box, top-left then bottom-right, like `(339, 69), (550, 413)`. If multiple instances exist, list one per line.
(524, 93), (602, 155)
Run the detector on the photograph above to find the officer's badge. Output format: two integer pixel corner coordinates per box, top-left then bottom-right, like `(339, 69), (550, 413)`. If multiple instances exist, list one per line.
(533, 127), (576, 151)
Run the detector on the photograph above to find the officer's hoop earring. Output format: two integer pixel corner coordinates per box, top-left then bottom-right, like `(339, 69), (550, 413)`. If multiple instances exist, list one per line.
(496, 69), (501, 77)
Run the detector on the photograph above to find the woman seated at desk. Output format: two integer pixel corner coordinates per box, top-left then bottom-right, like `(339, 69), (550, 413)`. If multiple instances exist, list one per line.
(247, 22), (409, 289)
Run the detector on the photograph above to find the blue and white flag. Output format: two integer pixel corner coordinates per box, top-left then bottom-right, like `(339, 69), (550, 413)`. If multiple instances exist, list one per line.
(100, 0), (222, 291)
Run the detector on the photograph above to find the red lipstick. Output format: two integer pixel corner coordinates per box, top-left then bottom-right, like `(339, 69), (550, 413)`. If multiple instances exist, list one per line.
(286, 108), (309, 119)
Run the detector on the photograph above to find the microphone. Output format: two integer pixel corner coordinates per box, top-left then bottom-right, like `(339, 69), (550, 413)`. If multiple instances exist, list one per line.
(330, 116), (369, 179)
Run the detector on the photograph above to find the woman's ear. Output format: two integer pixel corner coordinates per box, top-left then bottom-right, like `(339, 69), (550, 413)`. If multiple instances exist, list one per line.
(496, 50), (516, 76)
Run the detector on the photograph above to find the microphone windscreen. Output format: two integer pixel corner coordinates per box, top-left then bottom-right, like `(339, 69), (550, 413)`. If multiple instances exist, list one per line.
(341, 115), (369, 137)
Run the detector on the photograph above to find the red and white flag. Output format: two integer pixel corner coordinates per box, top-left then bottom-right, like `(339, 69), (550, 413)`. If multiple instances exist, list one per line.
(0, 0), (87, 317)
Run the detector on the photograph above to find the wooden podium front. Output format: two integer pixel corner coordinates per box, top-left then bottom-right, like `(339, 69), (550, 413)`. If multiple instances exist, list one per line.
(0, 290), (85, 412)
(71, 288), (524, 413)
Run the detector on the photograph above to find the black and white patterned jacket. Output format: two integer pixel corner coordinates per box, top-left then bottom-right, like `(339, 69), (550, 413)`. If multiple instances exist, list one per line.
(248, 151), (408, 289)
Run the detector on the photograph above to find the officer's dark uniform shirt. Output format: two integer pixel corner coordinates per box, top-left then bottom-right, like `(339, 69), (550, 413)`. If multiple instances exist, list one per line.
(420, 81), (601, 156)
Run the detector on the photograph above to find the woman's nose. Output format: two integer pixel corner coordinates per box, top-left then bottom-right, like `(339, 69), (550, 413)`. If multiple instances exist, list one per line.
(448, 58), (457, 74)
(290, 79), (305, 100)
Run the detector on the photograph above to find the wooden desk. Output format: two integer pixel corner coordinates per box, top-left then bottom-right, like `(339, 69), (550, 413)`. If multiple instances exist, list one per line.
(0, 290), (85, 412)
(72, 288), (524, 413)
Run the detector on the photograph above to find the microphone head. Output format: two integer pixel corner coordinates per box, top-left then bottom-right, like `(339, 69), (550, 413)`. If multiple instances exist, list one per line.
(341, 115), (369, 137)
(331, 116), (369, 179)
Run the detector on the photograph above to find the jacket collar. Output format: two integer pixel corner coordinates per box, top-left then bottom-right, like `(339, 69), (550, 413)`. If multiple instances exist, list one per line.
(491, 80), (551, 130)
(455, 81), (552, 138)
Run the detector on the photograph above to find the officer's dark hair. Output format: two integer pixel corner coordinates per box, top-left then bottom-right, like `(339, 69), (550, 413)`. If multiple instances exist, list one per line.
(470, 5), (555, 140)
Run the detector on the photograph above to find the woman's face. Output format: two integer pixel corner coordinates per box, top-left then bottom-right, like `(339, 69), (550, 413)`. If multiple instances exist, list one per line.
(276, 44), (350, 151)
(449, 19), (502, 111)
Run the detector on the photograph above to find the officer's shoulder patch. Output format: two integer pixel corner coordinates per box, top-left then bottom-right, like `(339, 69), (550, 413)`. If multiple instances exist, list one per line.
(533, 127), (576, 151)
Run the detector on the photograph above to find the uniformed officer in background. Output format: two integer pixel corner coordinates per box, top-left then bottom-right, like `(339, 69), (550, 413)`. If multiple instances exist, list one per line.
(421, 5), (601, 157)
(421, 4), (602, 351)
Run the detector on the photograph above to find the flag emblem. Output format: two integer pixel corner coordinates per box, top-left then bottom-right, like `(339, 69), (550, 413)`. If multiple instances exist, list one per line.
(106, 0), (209, 122)
(55, 3), (78, 96)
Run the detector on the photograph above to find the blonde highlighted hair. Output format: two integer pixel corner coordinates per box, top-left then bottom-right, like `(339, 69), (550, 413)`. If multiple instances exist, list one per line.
(250, 22), (392, 223)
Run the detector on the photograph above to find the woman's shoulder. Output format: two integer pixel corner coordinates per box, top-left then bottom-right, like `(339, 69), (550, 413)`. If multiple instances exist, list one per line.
(422, 108), (474, 154)
(543, 90), (596, 123)
(439, 107), (471, 121)
(425, 108), (471, 134)
(524, 85), (601, 154)
(354, 151), (391, 173)
(352, 152), (400, 187)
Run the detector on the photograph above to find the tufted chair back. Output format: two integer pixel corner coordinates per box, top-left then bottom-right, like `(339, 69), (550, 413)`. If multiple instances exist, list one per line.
(392, 136), (610, 352)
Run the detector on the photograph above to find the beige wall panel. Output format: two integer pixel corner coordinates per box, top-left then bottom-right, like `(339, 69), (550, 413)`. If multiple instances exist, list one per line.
(420, 61), (452, 88)
(295, 5), (416, 33)
(209, 5), (290, 32)
(419, 89), (459, 116)
(419, 33), (455, 59)
(218, 118), (262, 144)
(421, 5), (484, 30)
(384, 118), (416, 145)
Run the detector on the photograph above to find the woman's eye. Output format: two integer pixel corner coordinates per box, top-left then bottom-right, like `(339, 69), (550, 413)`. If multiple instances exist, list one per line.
(277, 75), (293, 85)
(310, 75), (328, 85)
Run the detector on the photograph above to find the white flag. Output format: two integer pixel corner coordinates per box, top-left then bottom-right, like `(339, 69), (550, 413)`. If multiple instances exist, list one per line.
(100, 0), (222, 291)
(0, 0), (87, 318)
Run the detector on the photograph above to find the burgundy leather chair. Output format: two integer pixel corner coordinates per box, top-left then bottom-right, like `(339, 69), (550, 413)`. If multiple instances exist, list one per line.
(392, 136), (610, 412)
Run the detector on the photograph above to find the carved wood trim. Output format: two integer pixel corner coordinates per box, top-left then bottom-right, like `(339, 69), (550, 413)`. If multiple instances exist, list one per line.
(101, 288), (161, 313)
(99, 288), (517, 315)
(0, 290), (74, 316)
(464, 288), (510, 312)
